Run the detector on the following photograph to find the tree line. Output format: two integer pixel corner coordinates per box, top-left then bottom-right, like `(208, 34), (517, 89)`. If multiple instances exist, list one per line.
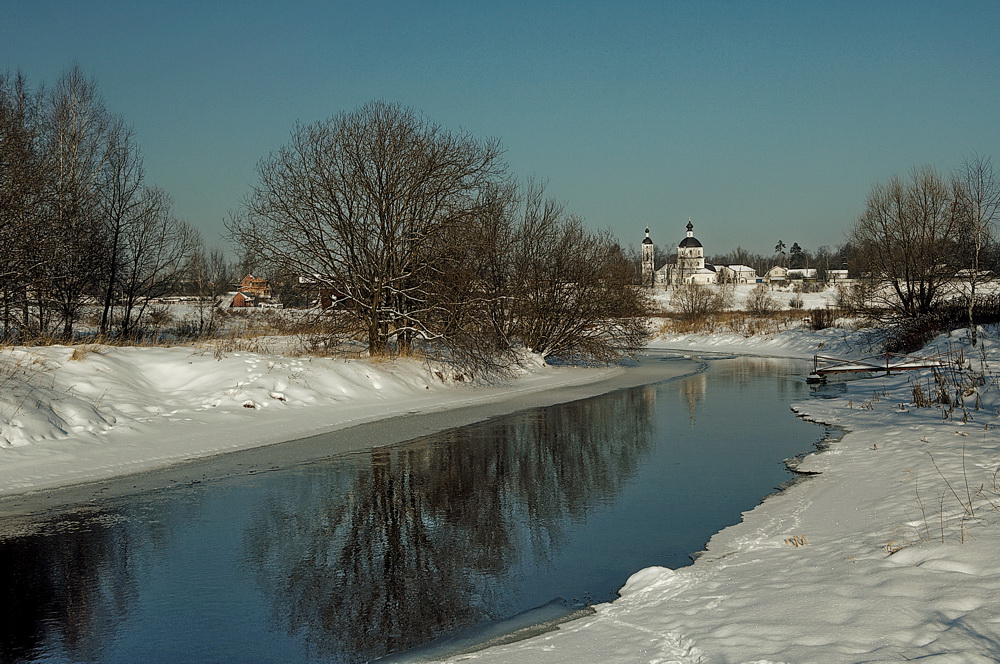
(2, 68), (649, 368)
(847, 158), (1000, 325)
(0, 66), (237, 341)
(229, 100), (650, 371)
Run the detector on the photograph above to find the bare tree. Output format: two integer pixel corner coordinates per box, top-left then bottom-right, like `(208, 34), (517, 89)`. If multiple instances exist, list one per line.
(229, 100), (507, 357)
(2, 66), (192, 341)
(0, 71), (49, 339)
(670, 283), (724, 320)
(185, 242), (234, 336)
(506, 209), (651, 362)
(848, 166), (962, 318)
(953, 154), (1000, 344)
(113, 189), (197, 336)
(746, 283), (777, 316)
(42, 65), (116, 338)
(97, 120), (145, 334)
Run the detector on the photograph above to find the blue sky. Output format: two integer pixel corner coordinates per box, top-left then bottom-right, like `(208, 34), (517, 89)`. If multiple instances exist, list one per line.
(4, 1), (999, 256)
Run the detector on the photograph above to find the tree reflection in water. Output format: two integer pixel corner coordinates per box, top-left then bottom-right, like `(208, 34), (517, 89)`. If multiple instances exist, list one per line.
(0, 511), (137, 664)
(244, 387), (656, 662)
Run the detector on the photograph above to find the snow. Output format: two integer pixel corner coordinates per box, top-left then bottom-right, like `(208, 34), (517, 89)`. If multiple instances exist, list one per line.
(435, 325), (1000, 663)
(5, 320), (1000, 662)
(650, 281), (841, 313)
(0, 344), (622, 497)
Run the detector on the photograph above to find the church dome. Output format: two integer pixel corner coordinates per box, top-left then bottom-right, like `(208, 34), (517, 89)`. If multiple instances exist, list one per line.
(679, 218), (702, 248)
(642, 226), (653, 244)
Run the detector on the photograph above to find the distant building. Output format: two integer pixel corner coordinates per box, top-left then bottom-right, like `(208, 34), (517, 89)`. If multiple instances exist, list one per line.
(676, 219), (717, 284)
(231, 274), (272, 307)
(826, 269), (850, 283)
(718, 265), (757, 284)
(953, 269), (994, 281)
(787, 268), (818, 281)
(641, 227), (655, 287)
(651, 219), (717, 285)
(765, 266), (788, 283)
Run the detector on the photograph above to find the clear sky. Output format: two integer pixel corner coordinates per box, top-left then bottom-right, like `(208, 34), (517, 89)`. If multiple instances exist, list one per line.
(4, 1), (1000, 257)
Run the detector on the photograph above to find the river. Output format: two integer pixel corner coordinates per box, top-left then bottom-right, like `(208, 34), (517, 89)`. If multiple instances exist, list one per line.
(0, 354), (832, 663)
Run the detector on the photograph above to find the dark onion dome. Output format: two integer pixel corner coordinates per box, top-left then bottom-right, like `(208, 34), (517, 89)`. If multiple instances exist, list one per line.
(678, 236), (702, 248)
(642, 227), (653, 244)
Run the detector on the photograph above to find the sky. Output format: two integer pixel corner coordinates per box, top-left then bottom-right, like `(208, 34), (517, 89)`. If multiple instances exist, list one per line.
(4, 1), (1000, 257)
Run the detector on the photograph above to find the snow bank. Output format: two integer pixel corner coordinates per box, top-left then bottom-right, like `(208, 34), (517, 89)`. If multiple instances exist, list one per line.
(650, 282), (841, 313)
(442, 326), (1000, 663)
(648, 325), (864, 359)
(0, 344), (618, 497)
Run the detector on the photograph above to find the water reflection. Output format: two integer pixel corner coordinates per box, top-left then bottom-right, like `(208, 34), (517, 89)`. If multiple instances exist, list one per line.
(0, 511), (136, 664)
(677, 357), (810, 426)
(244, 388), (656, 662)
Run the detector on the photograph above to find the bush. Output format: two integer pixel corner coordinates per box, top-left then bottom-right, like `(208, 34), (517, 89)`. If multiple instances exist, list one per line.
(746, 284), (777, 316)
(788, 293), (804, 309)
(808, 307), (835, 330)
(670, 283), (727, 320)
(835, 282), (876, 316)
(793, 281), (826, 294)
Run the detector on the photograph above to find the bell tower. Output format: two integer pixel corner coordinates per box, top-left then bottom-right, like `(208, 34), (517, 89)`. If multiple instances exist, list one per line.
(641, 227), (655, 286)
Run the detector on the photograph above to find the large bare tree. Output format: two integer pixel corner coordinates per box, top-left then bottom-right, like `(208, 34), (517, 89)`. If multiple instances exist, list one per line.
(848, 166), (963, 318)
(229, 100), (507, 356)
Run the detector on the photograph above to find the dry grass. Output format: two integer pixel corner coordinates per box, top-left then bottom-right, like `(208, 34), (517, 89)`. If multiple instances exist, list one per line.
(654, 310), (813, 337)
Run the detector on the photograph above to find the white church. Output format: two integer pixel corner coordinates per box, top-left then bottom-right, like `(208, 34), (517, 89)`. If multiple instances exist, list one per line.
(642, 219), (726, 286)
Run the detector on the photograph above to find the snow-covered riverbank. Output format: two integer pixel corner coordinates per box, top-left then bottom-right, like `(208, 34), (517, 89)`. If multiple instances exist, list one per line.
(437, 326), (1000, 664)
(5, 325), (1000, 662)
(0, 344), (647, 500)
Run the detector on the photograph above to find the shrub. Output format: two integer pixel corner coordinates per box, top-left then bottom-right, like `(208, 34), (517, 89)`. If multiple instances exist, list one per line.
(835, 282), (877, 316)
(793, 281), (826, 294)
(670, 283), (725, 320)
(746, 284), (777, 316)
(808, 307), (836, 330)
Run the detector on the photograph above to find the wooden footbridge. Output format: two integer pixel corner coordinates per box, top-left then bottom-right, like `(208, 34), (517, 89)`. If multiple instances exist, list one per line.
(808, 351), (954, 382)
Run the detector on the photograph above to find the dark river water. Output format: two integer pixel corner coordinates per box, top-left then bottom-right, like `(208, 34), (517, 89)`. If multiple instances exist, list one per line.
(0, 355), (831, 664)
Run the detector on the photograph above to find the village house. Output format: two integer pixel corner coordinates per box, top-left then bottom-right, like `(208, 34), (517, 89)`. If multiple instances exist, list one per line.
(786, 268), (818, 281)
(764, 266), (788, 283)
(231, 274), (272, 308)
(297, 275), (342, 309)
(826, 269), (850, 283)
(717, 265), (758, 284)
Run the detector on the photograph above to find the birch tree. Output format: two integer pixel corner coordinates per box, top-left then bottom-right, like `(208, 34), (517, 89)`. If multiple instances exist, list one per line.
(43, 65), (115, 338)
(954, 155), (1000, 344)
